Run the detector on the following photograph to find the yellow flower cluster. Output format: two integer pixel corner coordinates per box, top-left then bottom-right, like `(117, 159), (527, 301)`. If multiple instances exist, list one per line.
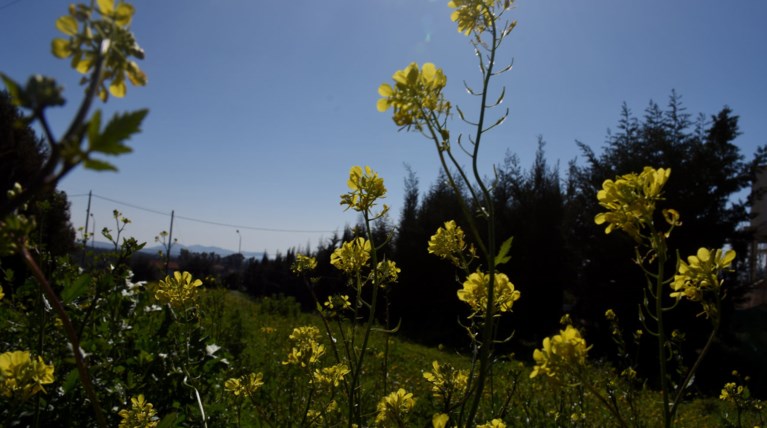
(530, 325), (590, 379)
(52, 0), (146, 100)
(457, 271), (520, 317)
(0, 350), (55, 400)
(448, 0), (496, 35)
(377, 62), (449, 127)
(313, 363), (350, 387)
(340, 166), (388, 214)
(671, 247), (735, 317)
(422, 360), (468, 402)
(224, 372), (264, 397)
(324, 294), (352, 312)
(477, 419), (507, 428)
(283, 326), (325, 367)
(594, 167), (671, 242)
(375, 388), (416, 427)
(428, 220), (472, 267)
(719, 382), (745, 401)
(330, 237), (372, 274)
(291, 253), (318, 275)
(117, 394), (158, 428)
(154, 271), (203, 309)
(374, 259), (401, 287)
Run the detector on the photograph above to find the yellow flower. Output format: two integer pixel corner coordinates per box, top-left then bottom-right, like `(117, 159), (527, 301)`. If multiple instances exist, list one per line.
(291, 253), (318, 275)
(330, 237), (372, 274)
(340, 166), (388, 214)
(671, 248), (735, 317)
(604, 309), (616, 321)
(118, 394), (158, 428)
(283, 326), (325, 367)
(0, 285), (4, 301)
(432, 413), (450, 428)
(477, 419), (506, 428)
(52, 1), (146, 100)
(457, 271), (520, 317)
(374, 259), (401, 287)
(423, 360), (468, 402)
(224, 377), (244, 396)
(448, 0), (495, 35)
(530, 325), (589, 379)
(377, 62), (449, 127)
(428, 220), (470, 267)
(0, 350), (55, 400)
(154, 271), (203, 308)
(323, 294), (352, 313)
(375, 388), (416, 427)
(594, 167), (671, 242)
(313, 364), (350, 387)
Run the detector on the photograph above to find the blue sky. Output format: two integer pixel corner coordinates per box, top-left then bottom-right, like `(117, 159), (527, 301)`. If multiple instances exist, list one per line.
(2, 0), (766, 255)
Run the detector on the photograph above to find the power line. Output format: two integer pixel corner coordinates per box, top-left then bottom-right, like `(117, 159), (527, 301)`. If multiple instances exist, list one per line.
(0, 0), (26, 11)
(67, 192), (338, 234)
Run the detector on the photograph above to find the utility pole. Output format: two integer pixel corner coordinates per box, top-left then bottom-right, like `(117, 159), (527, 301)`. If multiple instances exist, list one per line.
(81, 190), (92, 265)
(165, 210), (174, 275)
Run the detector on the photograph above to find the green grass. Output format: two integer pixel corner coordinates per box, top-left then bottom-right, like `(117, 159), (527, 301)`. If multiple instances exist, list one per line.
(197, 288), (763, 427)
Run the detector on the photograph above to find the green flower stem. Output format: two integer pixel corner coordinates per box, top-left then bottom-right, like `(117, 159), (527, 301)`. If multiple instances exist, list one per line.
(670, 301), (720, 420)
(20, 244), (107, 428)
(652, 234), (671, 428)
(347, 211), (382, 426)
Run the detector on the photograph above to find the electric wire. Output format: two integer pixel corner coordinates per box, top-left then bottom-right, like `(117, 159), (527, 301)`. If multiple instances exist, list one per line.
(67, 192), (338, 234)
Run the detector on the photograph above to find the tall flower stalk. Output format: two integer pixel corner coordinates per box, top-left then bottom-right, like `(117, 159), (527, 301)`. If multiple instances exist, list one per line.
(595, 167), (735, 427)
(378, 1), (517, 424)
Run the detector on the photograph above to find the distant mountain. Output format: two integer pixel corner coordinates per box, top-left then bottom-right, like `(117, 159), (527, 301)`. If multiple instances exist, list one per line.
(85, 241), (264, 259)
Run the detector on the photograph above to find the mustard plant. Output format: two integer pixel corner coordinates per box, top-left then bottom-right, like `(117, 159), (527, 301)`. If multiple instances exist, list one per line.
(378, 0), (519, 424)
(595, 166), (736, 427)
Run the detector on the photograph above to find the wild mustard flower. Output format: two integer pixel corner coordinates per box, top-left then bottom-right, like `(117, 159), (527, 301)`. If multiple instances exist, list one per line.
(423, 360), (468, 402)
(594, 167), (671, 242)
(330, 237), (372, 274)
(0, 285), (4, 300)
(340, 165), (388, 215)
(447, 0), (494, 35)
(530, 325), (589, 379)
(291, 254), (318, 275)
(428, 220), (471, 267)
(225, 372), (264, 397)
(377, 62), (449, 127)
(324, 294), (352, 312)
(432, 413), (450, 428)
(154, 271), (203, 308)
(457, 271), (520, 317)
(374, 259), (401, 287)
(283, 326), (325, 367)
(671, 247), (735, 317)
(313, 363), (350, 387)
(375, 388), (416, 427)
(477, 419), (507, 428)
(52, 0), (147, 100)
(117, 394), (158, 428)
(0, 350), (55, 400)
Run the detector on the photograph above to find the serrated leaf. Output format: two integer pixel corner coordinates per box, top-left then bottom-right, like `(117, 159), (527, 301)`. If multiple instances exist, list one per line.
(83, 158), (117, 171)
(494, 236), (514, 267)
(62, 274), (91, 304)
(88, 109), (147, 155)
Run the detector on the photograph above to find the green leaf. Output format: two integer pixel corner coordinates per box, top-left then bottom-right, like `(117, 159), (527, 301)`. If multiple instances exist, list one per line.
(494, 236), (514, 267)
(93, 109), (148, 155)
(87, 109), (102, 151)
(62, 274), (91, 305)
(156, 413), (182, 428)
(83, 158), (117, 171)
(0, 73), (23, 105)
(62, 368), (80, 394)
